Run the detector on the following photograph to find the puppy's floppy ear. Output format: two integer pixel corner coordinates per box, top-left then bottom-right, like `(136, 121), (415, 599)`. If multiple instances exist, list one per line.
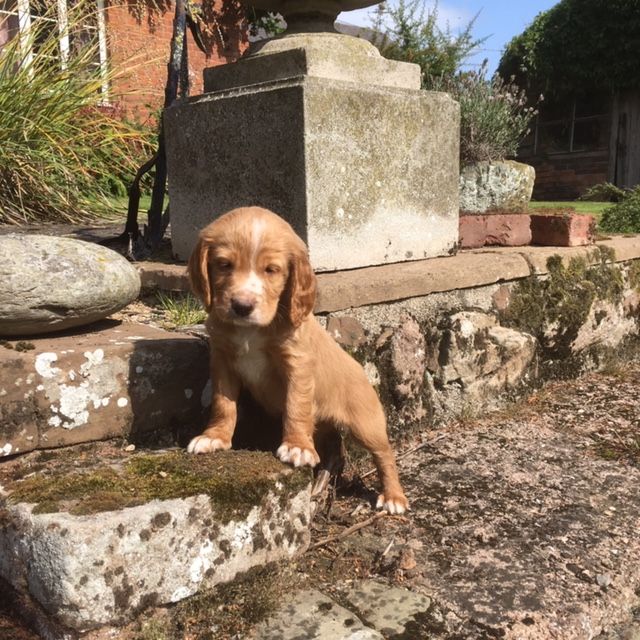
(287, 249), (317, 328)
(188, 237), (212, 311)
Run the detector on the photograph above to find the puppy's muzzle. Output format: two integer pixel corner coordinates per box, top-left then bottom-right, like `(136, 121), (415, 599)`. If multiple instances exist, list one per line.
(231, 296), (256, 318)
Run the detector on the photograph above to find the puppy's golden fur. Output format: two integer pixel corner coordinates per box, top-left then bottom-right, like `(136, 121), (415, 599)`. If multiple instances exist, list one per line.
(187, 206), (408, 514)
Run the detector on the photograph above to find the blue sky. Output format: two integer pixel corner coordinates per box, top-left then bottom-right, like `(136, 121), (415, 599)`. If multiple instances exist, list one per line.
(338, 0), (559, 75)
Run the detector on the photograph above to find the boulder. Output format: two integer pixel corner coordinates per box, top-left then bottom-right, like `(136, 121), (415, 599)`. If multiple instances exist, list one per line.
(459, 160), (535, 214)
(0, 235), (140, 336)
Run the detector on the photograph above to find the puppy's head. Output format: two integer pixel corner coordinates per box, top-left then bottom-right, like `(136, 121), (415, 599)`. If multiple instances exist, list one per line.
(189, 207), (316, 328)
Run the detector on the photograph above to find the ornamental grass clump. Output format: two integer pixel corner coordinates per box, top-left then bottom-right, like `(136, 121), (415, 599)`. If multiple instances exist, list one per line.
(0, 3), (154, 225)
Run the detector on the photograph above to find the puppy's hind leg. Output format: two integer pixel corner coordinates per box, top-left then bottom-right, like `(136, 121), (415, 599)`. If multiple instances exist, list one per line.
(347, 398), (409, 515)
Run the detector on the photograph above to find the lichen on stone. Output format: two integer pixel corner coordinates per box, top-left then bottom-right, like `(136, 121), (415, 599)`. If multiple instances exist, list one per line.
(5, 450), (311, 523)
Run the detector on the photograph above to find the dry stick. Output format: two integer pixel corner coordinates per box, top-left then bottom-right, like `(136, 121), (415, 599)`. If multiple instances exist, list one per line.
(360, 434), (448, 480)
(308, 512), (388, 551)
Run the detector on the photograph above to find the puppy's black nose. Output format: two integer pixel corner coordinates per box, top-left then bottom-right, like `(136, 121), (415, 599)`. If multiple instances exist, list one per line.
(231, 298), (255, 317)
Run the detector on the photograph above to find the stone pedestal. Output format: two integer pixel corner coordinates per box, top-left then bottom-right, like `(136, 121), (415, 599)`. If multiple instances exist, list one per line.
(165, 33), (460, 270)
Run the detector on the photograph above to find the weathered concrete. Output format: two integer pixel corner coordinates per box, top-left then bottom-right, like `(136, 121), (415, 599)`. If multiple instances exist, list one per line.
(166, 31), (460, 271)
(0, 235), (140, 336)
(0, 449), (312, 634)
(459, 160), (536, 214)
(0, 322), (209, 456)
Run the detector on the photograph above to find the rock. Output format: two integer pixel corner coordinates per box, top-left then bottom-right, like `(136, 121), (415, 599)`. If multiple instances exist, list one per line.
(459, 160), (536, 214)
(0, 449), (312, 633)
(385, 315), (428, 432)
(0, 235), (140, 336)
(342, 580), (431, 637)
(326, 316), (366, 347)
(427, 311), (536, 410)
(251, 589), (383, 640)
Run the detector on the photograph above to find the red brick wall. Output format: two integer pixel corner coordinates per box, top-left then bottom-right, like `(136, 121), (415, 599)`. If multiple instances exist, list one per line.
(105, 0), (247, 122)
(524, 150), (610, 201)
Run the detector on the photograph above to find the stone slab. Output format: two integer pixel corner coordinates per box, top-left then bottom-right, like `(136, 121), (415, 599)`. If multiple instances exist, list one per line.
(0, 322), (209, 456)
(137, 236), (640, 313)
(531, 213), (596, 247)
(166, 75), (460, 271)
(251, 589), (383, 640)
(342, 580), (432, 637)
(314, 252), (531, 313)
(0, 449), (311, 633)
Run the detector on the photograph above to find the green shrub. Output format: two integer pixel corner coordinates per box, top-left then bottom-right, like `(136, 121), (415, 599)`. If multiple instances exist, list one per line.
(578, 182), (628, 203)
(369, 1), (537, 166)
(0, 3), (154, 225)
(599, 186), (640, 234)
(371, 0), (486, 86)
(432, 63), (539, 166)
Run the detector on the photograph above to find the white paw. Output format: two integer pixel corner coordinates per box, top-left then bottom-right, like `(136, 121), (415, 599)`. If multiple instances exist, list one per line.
(187, 435), (231, 454)
(277, 443), (320, 468)
(376, 494), (409, 515)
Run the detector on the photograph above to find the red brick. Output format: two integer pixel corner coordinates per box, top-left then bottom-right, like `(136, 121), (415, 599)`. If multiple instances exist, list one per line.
(459, 214), (532, 248)
(530, 213), (596, 247)
(485, 214), (532, 247)
(459, 215), (488, 249)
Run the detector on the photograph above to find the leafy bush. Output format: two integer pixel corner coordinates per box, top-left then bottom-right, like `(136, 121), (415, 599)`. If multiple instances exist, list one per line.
(432, 64), (539, 166)
(0, 3), (154, 224)
(371, 0), (486, 87)
(599, 187), (640, 234)
(498, 0), (640, 97)
(578, 182), (628, 203)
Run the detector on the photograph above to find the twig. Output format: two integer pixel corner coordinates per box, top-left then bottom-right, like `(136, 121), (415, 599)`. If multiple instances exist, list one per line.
(308, 512), (387, 551)
(360, 434), (448, 480)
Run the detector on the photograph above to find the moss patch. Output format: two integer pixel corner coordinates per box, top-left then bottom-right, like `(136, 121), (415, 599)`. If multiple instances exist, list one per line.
(5, 450), (311, 523)
(503, 247), (624, 358)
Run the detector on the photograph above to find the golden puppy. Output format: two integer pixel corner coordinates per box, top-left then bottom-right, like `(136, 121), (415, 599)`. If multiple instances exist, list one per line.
(187, 206), (408, 514)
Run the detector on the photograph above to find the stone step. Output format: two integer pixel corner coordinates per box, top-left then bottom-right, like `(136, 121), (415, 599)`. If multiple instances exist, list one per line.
(0, 322), (209, 457)
(0, 446), (312, 636)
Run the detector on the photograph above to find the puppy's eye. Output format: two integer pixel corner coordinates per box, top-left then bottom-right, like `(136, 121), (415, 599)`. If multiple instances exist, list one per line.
(265, 264), (280, 274)
(216, 259), (233, 271)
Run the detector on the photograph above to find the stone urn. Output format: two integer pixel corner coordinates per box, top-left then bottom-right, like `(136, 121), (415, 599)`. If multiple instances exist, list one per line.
(246, 0), (377, 32)
(459, 160), (536, 214)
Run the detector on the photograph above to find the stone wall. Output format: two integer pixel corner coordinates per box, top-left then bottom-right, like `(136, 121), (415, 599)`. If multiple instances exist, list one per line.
(313, 239), (640, 443)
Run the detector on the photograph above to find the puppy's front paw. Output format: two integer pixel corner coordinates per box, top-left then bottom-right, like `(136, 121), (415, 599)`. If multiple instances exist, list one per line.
(277, 443), (320, 468)
(187, 435), (231, 454)
(376, 493), (410, 515)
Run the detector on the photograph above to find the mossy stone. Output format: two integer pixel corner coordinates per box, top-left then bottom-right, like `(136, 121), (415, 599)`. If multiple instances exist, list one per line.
(5, 450), (311, 524)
